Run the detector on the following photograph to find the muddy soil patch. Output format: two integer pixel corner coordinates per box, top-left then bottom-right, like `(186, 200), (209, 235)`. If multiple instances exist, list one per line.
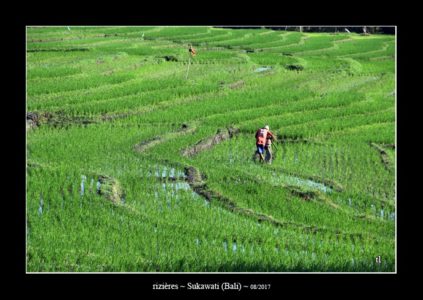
(285, 64), (304, 71)
(27, 48), (90, 53)
(381, 143), (395, 149)
(134, 136), (162, 152)
(220, 80), (245, 90)
(26, 112), (39, 130)
(101, 112), (135, 122)
(134, 124), (194, 153)
(286, 185), (317, 201)
(370, 142), (394, 171)
(27, 111), (97, 129)
(184, 166), (206, 186)
(228, 80), (245, 89)
(163, 55), (178, 62)
(182, 127), (240, 157)
(97, 175), (124, 204)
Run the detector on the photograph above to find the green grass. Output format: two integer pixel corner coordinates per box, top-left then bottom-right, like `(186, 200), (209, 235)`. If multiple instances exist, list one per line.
(26, 26), (395, 272)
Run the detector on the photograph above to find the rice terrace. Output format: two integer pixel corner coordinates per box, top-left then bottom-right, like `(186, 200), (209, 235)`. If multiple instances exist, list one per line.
(26, 26), (396, 272)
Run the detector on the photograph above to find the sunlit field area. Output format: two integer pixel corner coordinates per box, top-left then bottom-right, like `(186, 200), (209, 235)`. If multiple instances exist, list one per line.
(26, 26), (395, 272)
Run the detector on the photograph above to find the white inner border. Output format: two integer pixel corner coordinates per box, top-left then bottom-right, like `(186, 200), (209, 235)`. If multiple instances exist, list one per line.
(25, 25), (397, 274)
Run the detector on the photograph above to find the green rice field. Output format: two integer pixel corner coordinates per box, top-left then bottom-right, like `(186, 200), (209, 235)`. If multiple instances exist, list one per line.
(26, 26), (395, 272)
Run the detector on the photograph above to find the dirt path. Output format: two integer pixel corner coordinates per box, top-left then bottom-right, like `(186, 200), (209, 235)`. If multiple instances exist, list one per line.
(181, 127), (239, 157)
(97, 175), (124, 204)
(370, 142), (395, 172)
(26, 111), (97, 130)
(134, 124), (196, 153)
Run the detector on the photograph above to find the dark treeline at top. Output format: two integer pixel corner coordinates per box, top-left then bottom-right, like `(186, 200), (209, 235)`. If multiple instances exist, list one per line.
(215, 26), (395, 34)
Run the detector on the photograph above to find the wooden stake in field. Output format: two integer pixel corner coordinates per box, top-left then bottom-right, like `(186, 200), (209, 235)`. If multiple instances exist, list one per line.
(186, 44), (196, 80)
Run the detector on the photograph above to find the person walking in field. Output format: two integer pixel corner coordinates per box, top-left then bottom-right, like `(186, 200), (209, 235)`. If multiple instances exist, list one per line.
(255, 125), (276, 163)
(255, 126), (267, 162)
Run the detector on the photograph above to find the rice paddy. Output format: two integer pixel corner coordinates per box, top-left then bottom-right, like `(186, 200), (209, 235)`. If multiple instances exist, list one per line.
(26, 26), (395, 272)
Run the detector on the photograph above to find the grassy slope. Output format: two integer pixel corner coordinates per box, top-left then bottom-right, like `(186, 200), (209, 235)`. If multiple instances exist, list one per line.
(26, 26), (395, 272)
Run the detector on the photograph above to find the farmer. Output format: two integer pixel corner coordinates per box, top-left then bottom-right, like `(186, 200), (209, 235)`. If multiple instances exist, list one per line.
(255, 125), (275, 162)
(264, 125), (277, 163)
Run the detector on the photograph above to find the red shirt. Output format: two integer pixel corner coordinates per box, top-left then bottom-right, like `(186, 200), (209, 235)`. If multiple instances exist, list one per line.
(256, 128), (275, 145)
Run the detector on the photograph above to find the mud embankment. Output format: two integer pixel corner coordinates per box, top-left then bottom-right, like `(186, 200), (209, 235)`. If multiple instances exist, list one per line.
(96, 175), (125, 204)
(134, 124), (195, 153)
(182, 127), (239, 157)
(370, 142), (395, 171)
(26, 111), (97, 130)
(134, 136), (162, 152)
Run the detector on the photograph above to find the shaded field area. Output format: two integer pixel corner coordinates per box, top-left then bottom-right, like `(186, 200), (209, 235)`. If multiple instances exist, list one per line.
(26, 26), (395, 272)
